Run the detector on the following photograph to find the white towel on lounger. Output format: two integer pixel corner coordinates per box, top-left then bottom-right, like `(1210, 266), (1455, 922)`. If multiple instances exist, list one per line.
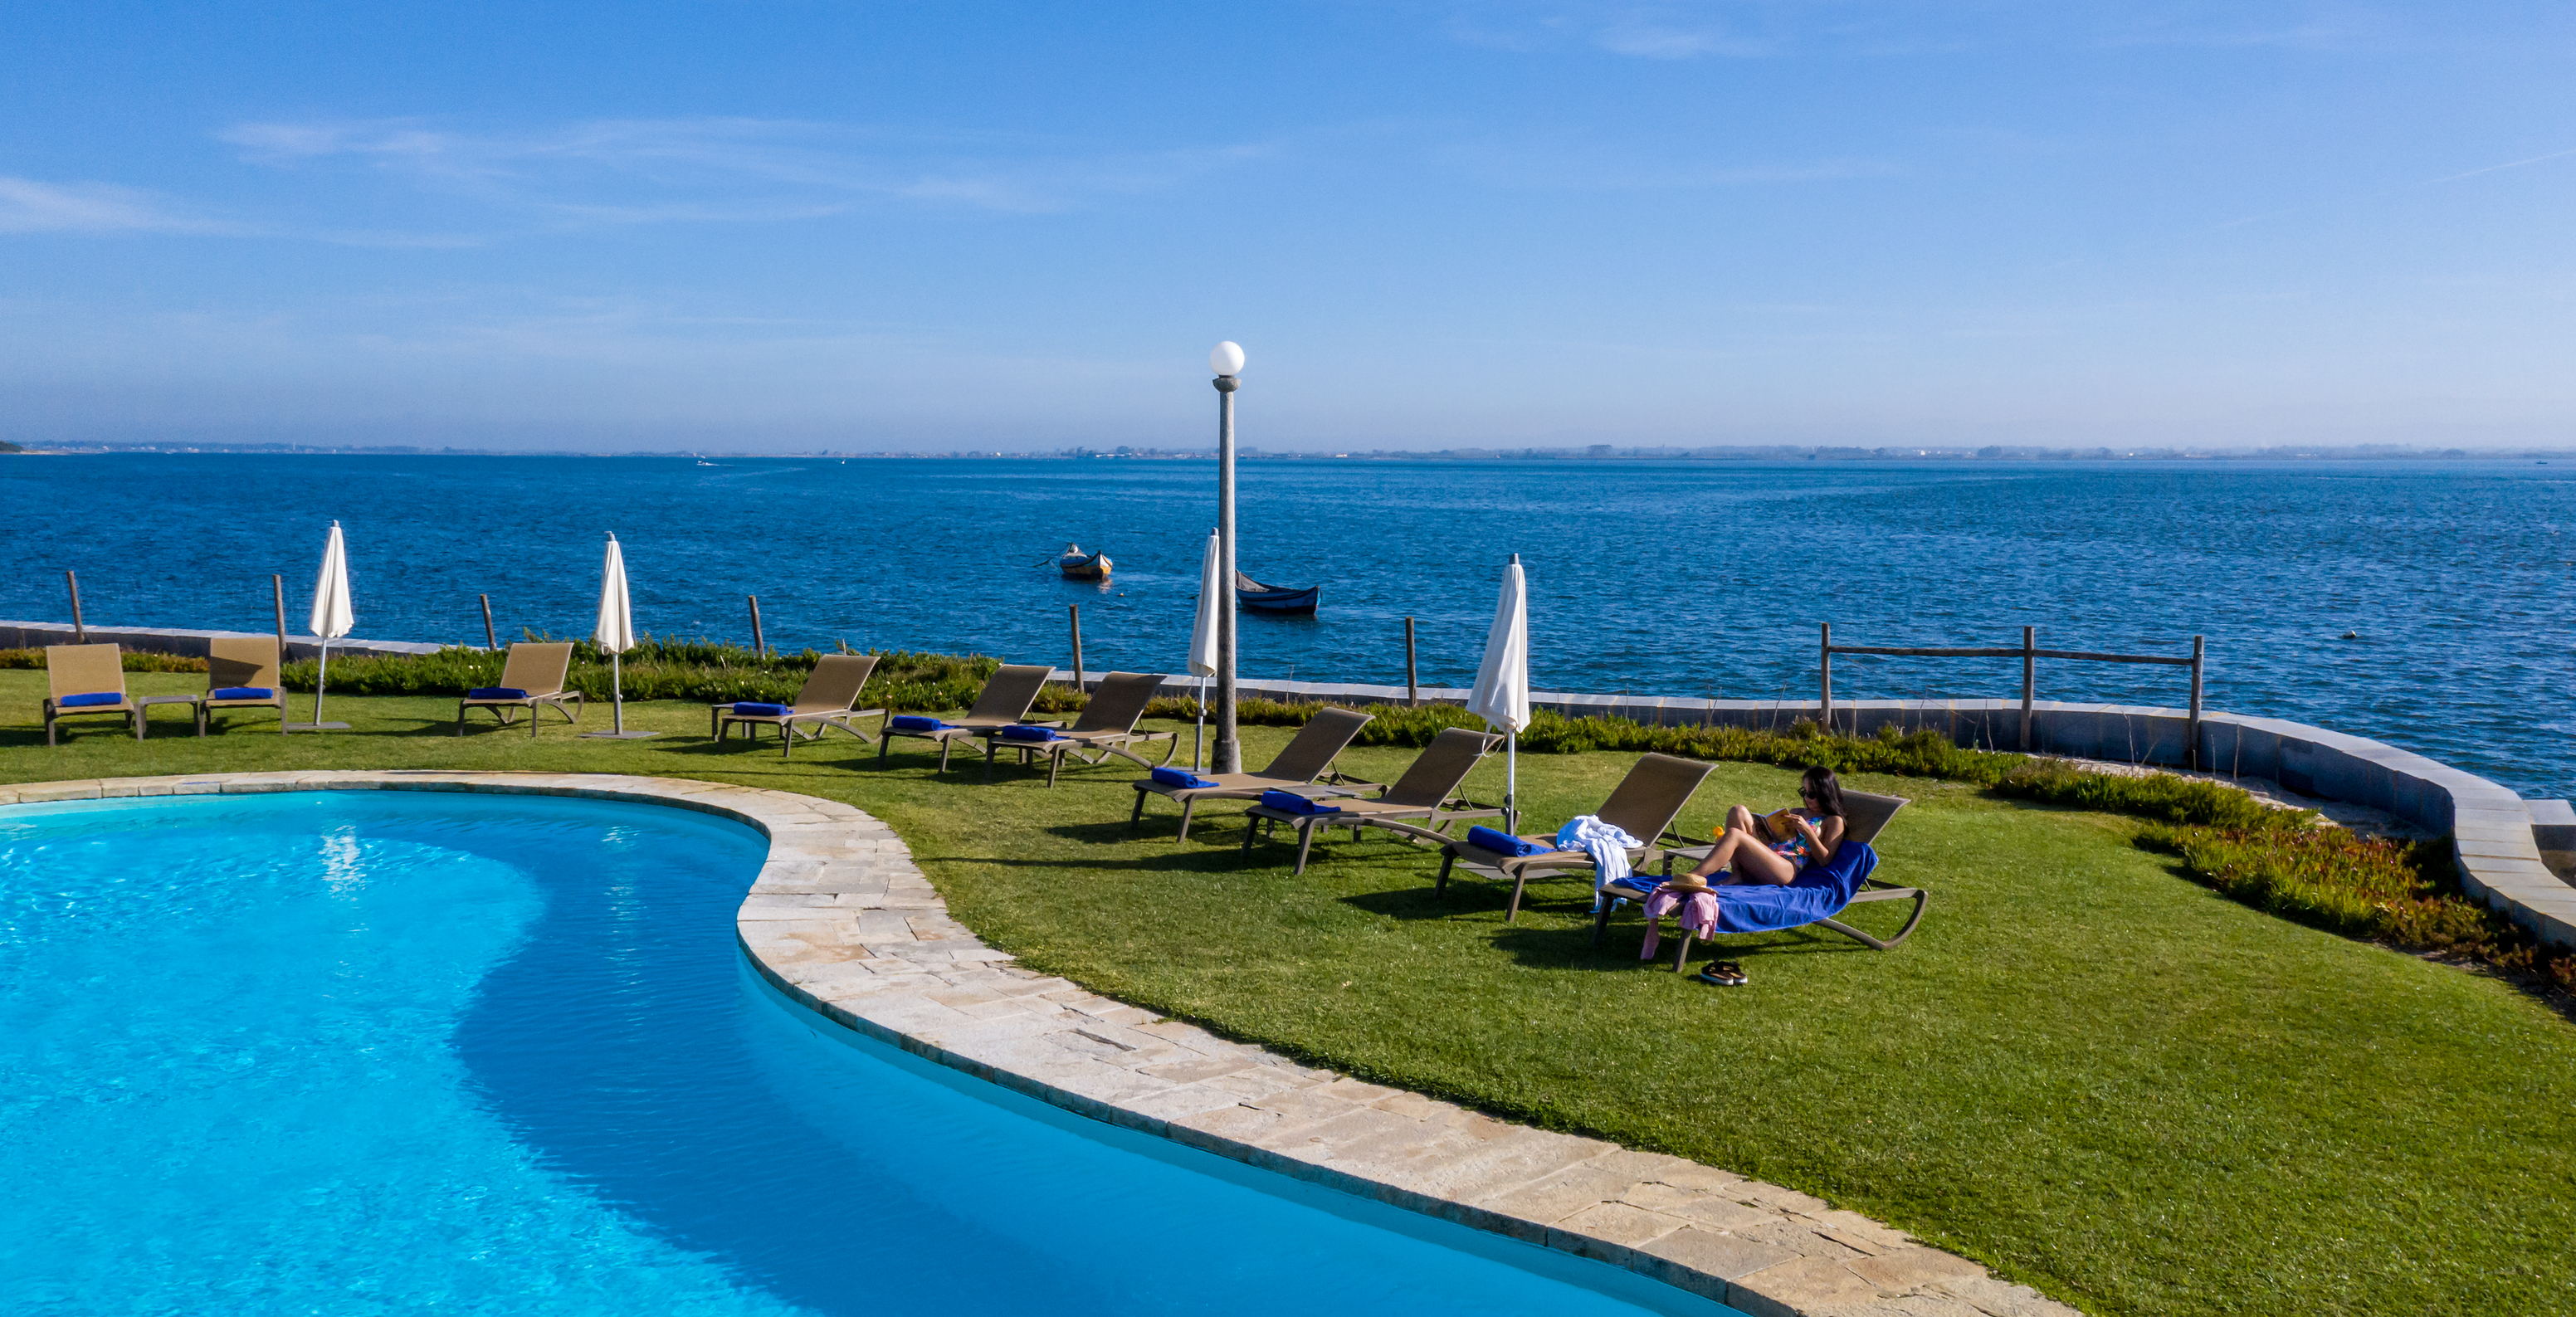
(1554, 815), (1642, 888)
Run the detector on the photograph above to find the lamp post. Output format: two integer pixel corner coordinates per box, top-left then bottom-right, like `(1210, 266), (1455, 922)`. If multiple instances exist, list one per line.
(1210, 340), (1245, 773)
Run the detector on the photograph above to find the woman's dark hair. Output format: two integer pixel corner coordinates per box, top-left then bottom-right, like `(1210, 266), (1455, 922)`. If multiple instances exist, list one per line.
(1798, 767), (1845, 818)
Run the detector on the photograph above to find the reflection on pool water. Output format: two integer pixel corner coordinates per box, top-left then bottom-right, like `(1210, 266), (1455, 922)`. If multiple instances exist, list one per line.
(0, 791), (1730, 1316)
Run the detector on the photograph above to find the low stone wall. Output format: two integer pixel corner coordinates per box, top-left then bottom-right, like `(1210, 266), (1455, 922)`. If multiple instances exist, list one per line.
(0, 619), (442, 662)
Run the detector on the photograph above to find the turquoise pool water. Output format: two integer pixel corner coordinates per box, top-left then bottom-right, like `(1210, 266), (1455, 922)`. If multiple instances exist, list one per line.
(0, 791), (1725, 1316)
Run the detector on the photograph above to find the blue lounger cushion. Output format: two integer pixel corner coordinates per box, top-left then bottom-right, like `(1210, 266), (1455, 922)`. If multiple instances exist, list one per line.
(467, 687), (528, 700)
(1700, 842), (1881, 934)
(732, 702), (793, 717)
(1465, 825), (1557, 857)
(57, 691), (123, 708)
(998, 724), (1061, 742)
(888, 715), (951, 733)
(208, 687), (275, 700)
(1151, 767), (1218, 789)
(1259, 788), (1342, 816)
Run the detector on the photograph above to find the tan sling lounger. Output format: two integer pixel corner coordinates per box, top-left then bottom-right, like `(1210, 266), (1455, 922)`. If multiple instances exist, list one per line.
(1601, 789), (1925, 969)
(710, 653), (886, 758)
(1433, 752), (1717, 923)
(1127, 706), (1380, 841)
(877, 663), (1056, 772)
(190, 636), (289, 736)
(980, 671), (1178, 786)
(41, 644), (139, 745)
(456, 642), (583, 738)
(1240, 727), (1505, 876)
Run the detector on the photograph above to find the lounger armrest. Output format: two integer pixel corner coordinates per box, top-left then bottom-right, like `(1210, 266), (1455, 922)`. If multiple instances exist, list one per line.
(1848, 880), (1925, 901)
(1368, 819), (1455, 846)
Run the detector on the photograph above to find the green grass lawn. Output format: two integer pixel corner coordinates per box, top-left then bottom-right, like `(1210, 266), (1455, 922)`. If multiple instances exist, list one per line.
(10, 671), (2574, 1317)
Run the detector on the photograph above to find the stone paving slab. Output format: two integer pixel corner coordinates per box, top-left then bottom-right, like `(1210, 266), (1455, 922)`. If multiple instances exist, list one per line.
(5, 770), (2079, 1317)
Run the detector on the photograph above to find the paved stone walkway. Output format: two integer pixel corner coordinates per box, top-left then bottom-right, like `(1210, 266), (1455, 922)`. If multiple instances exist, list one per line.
(3, 770), (2081, 1317)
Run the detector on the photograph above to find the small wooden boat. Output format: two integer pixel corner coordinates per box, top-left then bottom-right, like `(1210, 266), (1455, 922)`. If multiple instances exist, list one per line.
(1235, 571), (1319, 615)
(1058, 544), (1111, 579)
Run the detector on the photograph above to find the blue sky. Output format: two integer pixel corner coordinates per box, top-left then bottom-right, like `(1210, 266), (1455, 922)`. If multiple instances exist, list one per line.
(3, 2), (2572, 451)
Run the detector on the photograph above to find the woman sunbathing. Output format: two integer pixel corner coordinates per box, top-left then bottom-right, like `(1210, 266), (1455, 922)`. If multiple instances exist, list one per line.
(1679, 766), (1846, 886)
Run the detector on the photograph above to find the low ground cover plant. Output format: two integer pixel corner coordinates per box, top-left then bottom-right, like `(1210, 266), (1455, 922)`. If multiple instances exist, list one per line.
(2144, 822), (2576, 993)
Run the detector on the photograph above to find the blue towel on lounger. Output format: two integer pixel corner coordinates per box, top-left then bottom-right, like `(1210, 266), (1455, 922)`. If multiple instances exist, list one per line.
(58, 691), (121, 708)
(209, 687), (274, 700)
(888, 715), (950, 733)
(1259, 788), (1341, 816)
(1465, 825), (1554, 857)
(1152, 767), (1217, 789)
(733, 702), (792, 716)
(1703, 843), (1879, 934)
(467, 687), (527, 700)
(998, 724), (1061, 742)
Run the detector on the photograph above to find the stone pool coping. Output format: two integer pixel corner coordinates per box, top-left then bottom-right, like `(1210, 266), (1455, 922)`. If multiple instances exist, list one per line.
(0, 769), (2077, 1317)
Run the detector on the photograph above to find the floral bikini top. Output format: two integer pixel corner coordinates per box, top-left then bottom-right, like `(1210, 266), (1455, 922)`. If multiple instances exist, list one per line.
(1764, 812), (1827, 863)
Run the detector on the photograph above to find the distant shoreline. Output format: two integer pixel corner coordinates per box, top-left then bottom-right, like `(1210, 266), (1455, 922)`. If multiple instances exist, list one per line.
(10, 444), (2574, 463)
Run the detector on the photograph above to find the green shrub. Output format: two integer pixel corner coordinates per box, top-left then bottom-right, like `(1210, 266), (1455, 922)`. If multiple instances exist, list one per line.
(1997, 758), (2296, 830)
(0, 647), (209, 673)
(276, 639), (1006, 712)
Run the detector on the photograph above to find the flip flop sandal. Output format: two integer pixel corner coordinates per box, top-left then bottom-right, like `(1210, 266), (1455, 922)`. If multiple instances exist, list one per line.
(1695, 961), (1749, 987)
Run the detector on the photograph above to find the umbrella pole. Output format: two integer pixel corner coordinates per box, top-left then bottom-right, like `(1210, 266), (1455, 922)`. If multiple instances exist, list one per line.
(612, 651), (625, 734)
(1194, 675), (1207, 771)
(314, 639), (330, 725)
(1505, 730), (1517, 833)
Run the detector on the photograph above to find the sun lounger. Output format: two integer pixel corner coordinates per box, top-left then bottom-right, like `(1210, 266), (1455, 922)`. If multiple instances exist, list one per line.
(980, 671), (1178, 785)
(710, 653), (886, 758)
(877, 663), (1055, 772)
(1598, 789), (1924, 969)
(188, 637), (288, 736)
(41, 644), (139, 745)
(1240, 727), (1505, 875)
(1128, 706), (1381, 840)
(1432, 752), (1716, 923)
(456, 642), (583, 737)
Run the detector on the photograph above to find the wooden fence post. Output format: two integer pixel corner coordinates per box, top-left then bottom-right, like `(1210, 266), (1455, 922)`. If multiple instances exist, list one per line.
(1070, 603), (1085, 690)
(747, 595), (765, 657)
(1819, 621), (1832, 733)
(2021, 625), (2035, 752)
(1404, 616), (1418, 706)
(66, 570), (85, 643)
(480, 594), (497, 651)
(2188, 635), (2204, 770)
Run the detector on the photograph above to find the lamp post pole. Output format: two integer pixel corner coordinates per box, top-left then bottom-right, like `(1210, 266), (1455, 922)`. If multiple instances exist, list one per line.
(1210, 344), (1243, 773)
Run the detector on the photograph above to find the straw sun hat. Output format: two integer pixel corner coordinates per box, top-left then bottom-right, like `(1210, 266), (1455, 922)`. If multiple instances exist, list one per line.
(1661, 871), (1714, 894)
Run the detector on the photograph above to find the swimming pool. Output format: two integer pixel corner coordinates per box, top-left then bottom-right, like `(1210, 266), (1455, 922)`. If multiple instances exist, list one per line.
(0, 790), (1729, 1315)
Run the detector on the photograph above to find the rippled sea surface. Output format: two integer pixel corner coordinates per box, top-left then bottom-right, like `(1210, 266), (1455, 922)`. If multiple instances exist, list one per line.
(2, 455), (2568, 796)
(0, 791), (1710, 1316)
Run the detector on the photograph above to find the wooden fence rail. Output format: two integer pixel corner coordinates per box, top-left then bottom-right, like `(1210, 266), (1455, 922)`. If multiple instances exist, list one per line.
(1821, 623), (2205, 767)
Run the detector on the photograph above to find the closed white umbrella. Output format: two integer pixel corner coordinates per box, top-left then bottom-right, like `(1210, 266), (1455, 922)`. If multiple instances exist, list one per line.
(1466, 554), (1530, 831)
(1187, 528), (1222, 770)
(582, 532), (656, 739)
(298, 520), (354, 731)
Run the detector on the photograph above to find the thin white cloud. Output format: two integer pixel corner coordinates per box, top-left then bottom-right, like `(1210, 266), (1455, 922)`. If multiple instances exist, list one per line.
(1437, 2), (2452, 61)
(220, 116), (1277, 219)
(1593, 23), (1770, 58)
(0, 176), (210, 234)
